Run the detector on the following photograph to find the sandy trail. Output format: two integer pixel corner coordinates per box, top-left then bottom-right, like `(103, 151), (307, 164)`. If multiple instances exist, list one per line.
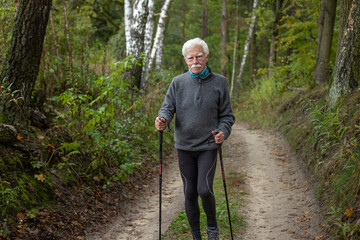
(225, 123), (325, 239)
(87, 122), (326, 240)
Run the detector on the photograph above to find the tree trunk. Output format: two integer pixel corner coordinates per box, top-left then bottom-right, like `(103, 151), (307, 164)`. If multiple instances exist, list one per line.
(141, 0), (172, 89)
(235, 0), (259, 94)
(50, 10), (64, 86)
(202, 0), (208, 39)
(143, 0), (155, 60)
(329, 0), (360, 107)
(250, 24), (257, 83)
(182, 0), (187, 40)
(63, 0), (73, 81)
(230, 0), (239, 97)
(156, 35), (164, 72)
(314, 0), (337, 86)
(15, 0), (20, 17)
(141, 0), (155, 85)
(124, 0), (148, 90)
(0, 0), (52, 126)
(124, 0), (133, 56)
(220, 0), (227, 76)
(269, 0), (283, 77)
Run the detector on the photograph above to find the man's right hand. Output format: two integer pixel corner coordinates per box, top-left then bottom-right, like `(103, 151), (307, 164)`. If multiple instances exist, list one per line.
(155, 117), (167, 131)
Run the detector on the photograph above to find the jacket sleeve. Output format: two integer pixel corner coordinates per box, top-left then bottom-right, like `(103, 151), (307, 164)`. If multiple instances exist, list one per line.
(217, 81), (235, 139)
(158, 80), (176, 127)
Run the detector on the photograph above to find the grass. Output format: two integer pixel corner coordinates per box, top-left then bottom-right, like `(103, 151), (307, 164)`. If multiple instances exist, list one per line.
(163, 172), (245, 240)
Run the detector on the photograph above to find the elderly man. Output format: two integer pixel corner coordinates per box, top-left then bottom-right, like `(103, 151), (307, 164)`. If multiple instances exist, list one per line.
(155, 38), (235, 240)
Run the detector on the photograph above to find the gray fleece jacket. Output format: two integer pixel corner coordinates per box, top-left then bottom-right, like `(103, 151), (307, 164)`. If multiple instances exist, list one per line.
(158, 67), (235, 151)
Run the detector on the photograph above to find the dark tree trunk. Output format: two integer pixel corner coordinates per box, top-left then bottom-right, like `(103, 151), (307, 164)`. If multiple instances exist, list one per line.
(329, 0), (360, 107)
(182, 0), (187, 40)
(250, 25), (257, 83)
(1, 0), (52, 126)
(220, 0), (227, 76)
(201, 0), (208, 39)
(269, 0), (283, 77)
(314, 0), (337, 86)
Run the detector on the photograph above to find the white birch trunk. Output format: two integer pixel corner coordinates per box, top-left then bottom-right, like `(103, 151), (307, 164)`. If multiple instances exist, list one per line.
(143, 0), (155, 61)
(156, 35), (164, 71)
(141, 0), (155, 84)
(141, 0), (172, 89)
(148, 0), (172, 70)
(128, 0), (148, 57)
(124, 0), (133, 56)
(124, 0), (148, 89)
(235, 0), (259, 93)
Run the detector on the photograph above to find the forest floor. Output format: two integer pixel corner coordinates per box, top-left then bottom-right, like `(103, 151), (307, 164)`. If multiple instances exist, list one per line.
(85, 122), (328, 240)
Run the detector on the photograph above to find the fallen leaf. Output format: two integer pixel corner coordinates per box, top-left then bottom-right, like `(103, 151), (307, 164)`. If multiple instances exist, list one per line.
(45, 143), (53, 149)
(55, 189), (63, 197)
(17, 134), (23, 142)
(35, 173), (45, 182)
(346, 208), (353, 218)
(72, 221), (82, 227)
(17, 212), (26, 221)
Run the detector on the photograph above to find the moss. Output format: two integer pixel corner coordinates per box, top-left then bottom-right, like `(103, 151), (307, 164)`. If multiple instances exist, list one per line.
(0, 113), (7, 123)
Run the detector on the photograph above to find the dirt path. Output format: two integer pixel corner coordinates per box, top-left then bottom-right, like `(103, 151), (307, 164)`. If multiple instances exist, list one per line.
(87, 122), (326, 240)
(224, 123), (326, 239)
(87, 151), (184, 240)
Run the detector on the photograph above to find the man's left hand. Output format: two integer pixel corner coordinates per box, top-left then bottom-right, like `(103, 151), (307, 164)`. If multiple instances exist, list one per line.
(211, 131), (225, 144)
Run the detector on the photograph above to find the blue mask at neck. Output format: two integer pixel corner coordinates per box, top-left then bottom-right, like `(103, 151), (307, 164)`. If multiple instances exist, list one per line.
(189, 66), (209, 79)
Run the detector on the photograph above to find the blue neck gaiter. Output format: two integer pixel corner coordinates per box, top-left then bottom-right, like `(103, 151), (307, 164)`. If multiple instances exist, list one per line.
(189, 66), (209, 79)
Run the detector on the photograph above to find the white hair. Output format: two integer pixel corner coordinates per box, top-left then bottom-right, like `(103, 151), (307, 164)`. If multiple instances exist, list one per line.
(182, 38), (209, 57)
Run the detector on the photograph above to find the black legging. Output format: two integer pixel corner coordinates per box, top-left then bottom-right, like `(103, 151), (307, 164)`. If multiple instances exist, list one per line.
(177, 149), (218, 240)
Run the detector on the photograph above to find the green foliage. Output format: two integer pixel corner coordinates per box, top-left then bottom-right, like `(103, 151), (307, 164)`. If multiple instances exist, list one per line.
(305, 101), (349, 155)
(55, 56), (157, 184)
(276, 0), (319, 87)
(0, 181), (20, 217)
(250, 73), (285, 109)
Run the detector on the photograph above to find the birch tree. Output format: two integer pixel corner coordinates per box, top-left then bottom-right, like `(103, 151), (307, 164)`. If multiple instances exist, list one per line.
(141, 0), (155, 85)
(156, 35), (164, 72)
(124, 0), (148, 89)
(234, 0), (259, 96)
(313, 0), (337, 86)
(328, 0), (360, 107)
(141, 0), (172, 89)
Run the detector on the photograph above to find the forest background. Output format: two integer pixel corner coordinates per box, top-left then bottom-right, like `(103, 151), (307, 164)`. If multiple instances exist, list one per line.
(0, 0), (360, 239)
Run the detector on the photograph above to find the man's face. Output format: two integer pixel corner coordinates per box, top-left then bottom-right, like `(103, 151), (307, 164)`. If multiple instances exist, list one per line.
(184, 45), (209, 75)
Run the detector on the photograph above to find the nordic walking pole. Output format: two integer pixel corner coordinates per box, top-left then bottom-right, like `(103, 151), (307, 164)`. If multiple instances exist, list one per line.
(159, 130), (163, 240)
(218, 143), (234, 240)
